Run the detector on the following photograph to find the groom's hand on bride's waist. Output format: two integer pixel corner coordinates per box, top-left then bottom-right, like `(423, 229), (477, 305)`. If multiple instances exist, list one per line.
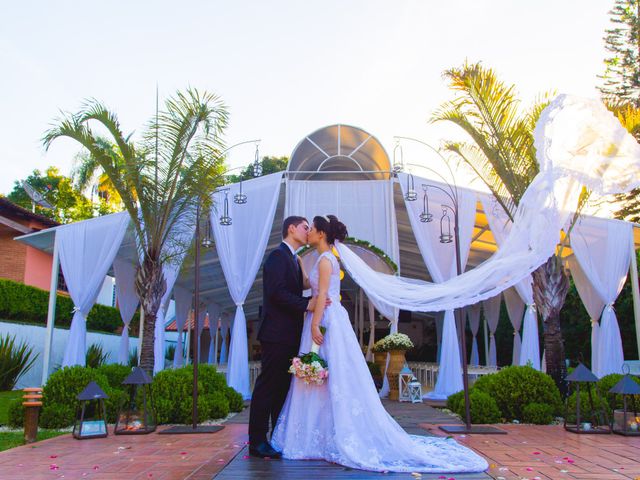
(306, 297), (332, 312)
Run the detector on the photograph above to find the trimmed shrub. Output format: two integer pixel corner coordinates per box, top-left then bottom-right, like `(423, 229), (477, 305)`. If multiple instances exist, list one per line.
(447, 389), (501, 424)
(522, 402), (554, 425)
(565, 387), (610, 424)
(472, 366), (562, 421)
(7, 398), (24, 428)
(224, 386), (244, 413)
(40, 403), (75, 429)
(97, 364), (133, 389)
(597, 373), (640, 414)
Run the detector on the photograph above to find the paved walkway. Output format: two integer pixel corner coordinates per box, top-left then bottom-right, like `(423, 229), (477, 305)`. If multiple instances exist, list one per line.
(1, 401), (639, 479)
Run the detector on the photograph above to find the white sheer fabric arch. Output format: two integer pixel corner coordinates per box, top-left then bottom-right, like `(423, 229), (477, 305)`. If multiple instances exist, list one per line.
(482, 295), (501, 367)
(335, 96), (640, 368)
(503, 287), (525, 365)
(211, 172), (283, 399)
(172, 287), (192, 368)
(467, 304), (481, 366)
(570, 217), (633, 376)
(113, 258), (139, 365)
(398, 172), (476, 400)
(58, 212), (130, 367)
(219, 312), (230, 364)
(154, 266), (180, 374)
(207, 303), (221, 364)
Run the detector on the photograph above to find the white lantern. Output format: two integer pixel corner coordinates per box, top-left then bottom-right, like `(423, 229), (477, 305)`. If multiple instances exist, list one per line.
(398, 364), (414, 402)
(409, 380), (423, 403)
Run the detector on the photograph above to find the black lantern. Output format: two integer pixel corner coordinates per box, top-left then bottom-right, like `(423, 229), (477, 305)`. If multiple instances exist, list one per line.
(219, 191), (232, 226)
(609, 373), (640, 436)
(439, 207), (453, 243)
(419, 184), (433, 223)
(393, 142), (404, 172)
(404, 173), (417, 201)
(201, 210), (214, 248)
(233, 176), (247, 204)
(564, 363), (610, 434)
(73, 381), (108, 439)
(115, 367), (156, 435)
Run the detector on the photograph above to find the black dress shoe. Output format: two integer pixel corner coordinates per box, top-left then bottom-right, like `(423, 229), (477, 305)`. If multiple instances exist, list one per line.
(249, 441), (282, 458)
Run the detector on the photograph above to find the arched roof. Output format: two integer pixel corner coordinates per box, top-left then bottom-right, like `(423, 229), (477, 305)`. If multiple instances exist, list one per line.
(287, 124), (391, 181)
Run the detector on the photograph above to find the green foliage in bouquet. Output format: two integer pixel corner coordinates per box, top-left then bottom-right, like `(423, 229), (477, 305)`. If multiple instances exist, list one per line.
(371, 333), (414, 353)
(299, 352), (328, 368)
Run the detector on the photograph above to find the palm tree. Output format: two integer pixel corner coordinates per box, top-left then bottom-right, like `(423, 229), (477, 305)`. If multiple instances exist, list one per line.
(43, 88), (228, 373)
(431, 62), (584, 393)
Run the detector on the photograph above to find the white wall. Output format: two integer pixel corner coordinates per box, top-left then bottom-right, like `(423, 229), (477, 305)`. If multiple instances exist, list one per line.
(95, 275), (115, 307)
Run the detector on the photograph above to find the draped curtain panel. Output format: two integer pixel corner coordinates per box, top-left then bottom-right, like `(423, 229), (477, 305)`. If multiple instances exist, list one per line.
(503, 287), (525, 365)
(211, 172), (283, 399)
(207, 303), (221, 364)
(59, 212), (130, 367)
(571, 217), (633, 377)
(482, 294), (501, 367)
(467, 304), (481, 366)
(172, 287), (192, 368)
(285, 179), (399, 262)
(399, 173), (477, 400)
(219, 312), (230, 364)
(113, 258), (140, 365)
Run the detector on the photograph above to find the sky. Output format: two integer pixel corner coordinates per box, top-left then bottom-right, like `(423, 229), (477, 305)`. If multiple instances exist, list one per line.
(0, 0), (612, 195)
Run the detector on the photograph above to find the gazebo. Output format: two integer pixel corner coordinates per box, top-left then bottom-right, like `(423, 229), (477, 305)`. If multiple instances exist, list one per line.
(15, 123), (640, 400)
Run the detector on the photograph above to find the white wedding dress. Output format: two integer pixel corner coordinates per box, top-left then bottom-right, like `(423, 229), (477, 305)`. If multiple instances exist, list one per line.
(271, 251), (488, 473)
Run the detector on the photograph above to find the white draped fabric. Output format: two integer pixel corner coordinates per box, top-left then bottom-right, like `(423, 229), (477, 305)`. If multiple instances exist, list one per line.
(570, 217), (633, 376)
(59, 212), (130, 367)
(113, 258), (139, 365)
(154, 266), (180, 374)
(398, 172), (476, 400)
(366, 298), (375, 361)
(482, 295), (501, 367)
(467, 304), (481, 366)
(503, 287), (525, 365)
(285, 179), (399, 262)
(172, 287), (192, 368)
(219, 312), (230, 364)
(211, 172), (283, 399)
(480, 194), (540, 369)
(207, 303), (221, 364)
(335, 96), (640, 364)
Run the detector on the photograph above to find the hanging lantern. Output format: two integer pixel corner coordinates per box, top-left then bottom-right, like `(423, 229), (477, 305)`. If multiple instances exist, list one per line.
(398, 363), (415, 402)
(419, 184), (433, 223)
(73, 381), (108, 439)
(115, 367), (156, 435)
(201, 210), (214, 248)
(252, 144), (263, 177)
(404, 173), (417, 201)
(439, 207), (453, 243)
(609, 373), (640, 436)
(233, 177), (247, 204)
(564, 363), (610, 434)
(219, 191), (232, 226)
(393, 142), (404, 172)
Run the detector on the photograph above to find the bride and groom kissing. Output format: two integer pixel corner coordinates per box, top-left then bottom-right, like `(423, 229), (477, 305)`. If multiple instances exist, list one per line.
(248, 215), (488, 473)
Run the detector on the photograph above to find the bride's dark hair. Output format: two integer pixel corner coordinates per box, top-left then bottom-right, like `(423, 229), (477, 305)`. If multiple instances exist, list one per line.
(313, 215), (348, 244)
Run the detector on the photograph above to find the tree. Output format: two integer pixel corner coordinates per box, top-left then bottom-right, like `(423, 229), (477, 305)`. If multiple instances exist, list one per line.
(6, 166), (112, 223)
(43, 88), (229, 373)
(599, 0), (640, 106)
(431, 62), (586, 393)
(226, 155), (288, 184)
(72, 150), (125, 210)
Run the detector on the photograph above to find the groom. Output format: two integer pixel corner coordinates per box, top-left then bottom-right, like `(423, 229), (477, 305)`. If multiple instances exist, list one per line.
(248, 215), (315, 458)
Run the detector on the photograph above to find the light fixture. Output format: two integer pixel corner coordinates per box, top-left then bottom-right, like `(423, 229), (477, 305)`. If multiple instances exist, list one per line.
(404, 173), (417, 201)
(393, 142), (404, 172)
(252, 144), (262, 177)
(233, 176), (247, 204)
(419, 184), (433, 223)
(439, 207), (453, 243)
(201, 211), (214, 248)
(219, 191), (232, 226)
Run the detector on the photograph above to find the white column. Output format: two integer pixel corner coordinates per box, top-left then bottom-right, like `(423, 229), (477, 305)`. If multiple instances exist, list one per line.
(41, 237), (60, 385)
(630, 240), (640, 360)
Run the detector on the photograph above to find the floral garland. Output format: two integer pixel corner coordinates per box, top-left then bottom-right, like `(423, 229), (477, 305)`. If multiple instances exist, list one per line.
(298, 237), (398, 273)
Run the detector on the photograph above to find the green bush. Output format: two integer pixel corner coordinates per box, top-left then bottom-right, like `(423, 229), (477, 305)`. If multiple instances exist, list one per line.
(597, 373), (640, 414)
(522, 402), (554, 424)
(472, 366), (562, 421)
(97, 364), (133, 388)
(0, 278), (139, 334)
(0, 333), (39, 390)
(447, 389), (501, 424)
(565, 386), (610, 425)
(7, 398), (24, 428)
(224, 386), (244, 412)
(40, 403), (75, 429)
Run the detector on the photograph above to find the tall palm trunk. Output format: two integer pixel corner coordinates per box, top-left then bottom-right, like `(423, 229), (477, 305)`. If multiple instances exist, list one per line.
(135, 256), (166, 374)
(532, 254), (570, 396)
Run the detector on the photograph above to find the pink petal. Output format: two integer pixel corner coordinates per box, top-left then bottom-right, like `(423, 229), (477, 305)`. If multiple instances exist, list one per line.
(180, 451), (187, 455)
(50, 455), (58, 458)
(532, 451), (540, 455)
(93, 465), (99, 470)
(567, 459), (575, 464)
(242, 455), (250, 459)
(526, 467), (533, 471)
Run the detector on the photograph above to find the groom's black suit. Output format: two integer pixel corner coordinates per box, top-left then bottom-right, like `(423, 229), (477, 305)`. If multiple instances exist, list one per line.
(249, 242), (309, 447)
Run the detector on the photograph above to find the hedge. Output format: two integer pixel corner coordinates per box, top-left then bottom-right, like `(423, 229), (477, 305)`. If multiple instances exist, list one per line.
(0, 278), (139, 334)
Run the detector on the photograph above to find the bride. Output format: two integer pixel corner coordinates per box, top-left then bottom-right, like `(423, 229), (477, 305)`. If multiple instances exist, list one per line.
(271, 214), (488, 473)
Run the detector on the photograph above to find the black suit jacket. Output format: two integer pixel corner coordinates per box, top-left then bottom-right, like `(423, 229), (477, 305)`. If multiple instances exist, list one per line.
(258, 242), (309, 346)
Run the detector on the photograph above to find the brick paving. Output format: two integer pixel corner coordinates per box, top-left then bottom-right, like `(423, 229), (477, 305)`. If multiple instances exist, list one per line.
(1, 405), (640, 479)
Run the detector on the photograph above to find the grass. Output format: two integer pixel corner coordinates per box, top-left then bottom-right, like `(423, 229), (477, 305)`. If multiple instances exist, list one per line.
(0, 390), (22, 425)
(0, 430), (67, 452)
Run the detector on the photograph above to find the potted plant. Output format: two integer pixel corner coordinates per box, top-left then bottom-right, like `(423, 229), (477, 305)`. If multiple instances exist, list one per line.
(374, 333), (414, 400)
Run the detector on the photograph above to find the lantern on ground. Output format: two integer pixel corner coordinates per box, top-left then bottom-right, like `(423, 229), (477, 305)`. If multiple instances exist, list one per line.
(564, 363), (610, 434)
(73, 381), (108, 439)
(115, 367), (156, 435)
(398, 364), (414, 402)
(409, 380), (423, 403)
(609, 373), (640, 436)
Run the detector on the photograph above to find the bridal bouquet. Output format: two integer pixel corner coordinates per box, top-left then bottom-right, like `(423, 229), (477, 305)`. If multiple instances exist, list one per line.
(289, 326), (328, 385)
